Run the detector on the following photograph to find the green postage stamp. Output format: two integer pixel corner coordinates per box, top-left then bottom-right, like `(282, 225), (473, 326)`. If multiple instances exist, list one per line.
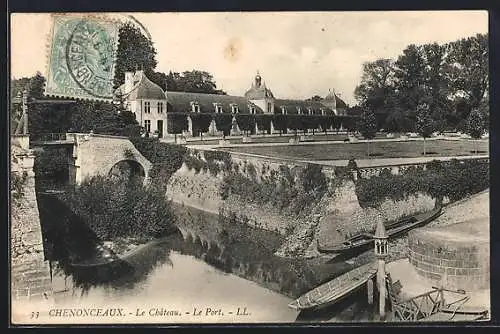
(45, 14), (120, 101)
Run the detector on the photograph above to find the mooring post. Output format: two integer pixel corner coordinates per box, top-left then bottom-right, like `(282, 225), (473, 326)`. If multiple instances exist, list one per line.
(374, 215), (388, 321)
(367, 277), (374, 305)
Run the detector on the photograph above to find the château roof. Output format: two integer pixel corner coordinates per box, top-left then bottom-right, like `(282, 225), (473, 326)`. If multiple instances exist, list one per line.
(114, 70), (167, 100)
(244, 72), (275, 100)
(273, 99), (336, 115)
(166, 91), (263, 114)
(324, 90), (348, 109)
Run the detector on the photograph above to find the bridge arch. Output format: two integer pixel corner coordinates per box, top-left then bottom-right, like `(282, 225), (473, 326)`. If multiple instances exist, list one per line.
(69, 133), (153, 185)
(108, 159), (146, 183)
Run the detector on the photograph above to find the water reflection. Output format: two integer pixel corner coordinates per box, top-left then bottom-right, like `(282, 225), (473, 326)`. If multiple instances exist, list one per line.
(38, 192), (369, 322)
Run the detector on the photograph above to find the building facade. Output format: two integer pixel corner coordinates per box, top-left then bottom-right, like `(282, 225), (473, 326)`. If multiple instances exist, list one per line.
(114, 70), (353, 138)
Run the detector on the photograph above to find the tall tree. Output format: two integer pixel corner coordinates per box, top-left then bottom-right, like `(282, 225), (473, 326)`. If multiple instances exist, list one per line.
(415, 103), (435, 156)
(445, 34), (488, 113)
(421, 42), (452, 134)
(356, 109), (378, 157)
(354, 58), (396, 128)
(114, 22), (158, 88)
(394, 44), (427, 127)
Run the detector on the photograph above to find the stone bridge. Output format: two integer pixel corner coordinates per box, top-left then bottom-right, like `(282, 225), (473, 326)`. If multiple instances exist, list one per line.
(32, 133), (153, 185)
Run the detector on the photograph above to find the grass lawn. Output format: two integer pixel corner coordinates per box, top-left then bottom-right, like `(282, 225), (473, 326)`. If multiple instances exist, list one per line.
(222, 139), (489, 161)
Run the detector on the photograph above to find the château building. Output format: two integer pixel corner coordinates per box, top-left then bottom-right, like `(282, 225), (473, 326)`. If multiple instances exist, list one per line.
(114, 70), (352, 139)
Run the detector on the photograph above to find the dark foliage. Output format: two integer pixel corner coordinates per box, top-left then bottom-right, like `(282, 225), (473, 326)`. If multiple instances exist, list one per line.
(59, 175), (176, 240)
(355, 159), (489, 207)
(129, 136), (187, 191)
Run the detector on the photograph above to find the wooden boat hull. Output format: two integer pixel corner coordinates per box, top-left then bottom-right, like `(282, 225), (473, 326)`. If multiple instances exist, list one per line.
(288, 262), (378, 311)
(316, 236), (373, 254)
(316, 207), (442, 255)
(387, 207), (442, 238)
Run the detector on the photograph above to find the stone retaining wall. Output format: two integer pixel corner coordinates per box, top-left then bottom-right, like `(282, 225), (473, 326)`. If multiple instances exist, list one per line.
(11, 147), (53, 303)
(407, 218), (489, 291)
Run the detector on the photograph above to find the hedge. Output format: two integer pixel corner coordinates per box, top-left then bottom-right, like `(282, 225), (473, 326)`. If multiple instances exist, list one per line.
(355, 159), (489, 208)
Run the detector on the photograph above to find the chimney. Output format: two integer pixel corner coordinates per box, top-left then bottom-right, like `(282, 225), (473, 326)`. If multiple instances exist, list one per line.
(124, 72), (134, 94)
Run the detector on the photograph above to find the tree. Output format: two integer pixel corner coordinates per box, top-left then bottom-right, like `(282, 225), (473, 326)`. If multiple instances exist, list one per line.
(415, 103), (435, 156)
(272, 114), (288, 135)
(190, 113), (213, 139)
(286, 115), (303, 139)
(444, 34), (488, 112)
(465, 105), (488, 154)
(354, 58), (396, 126)
(167, 113), (189, 140)
(306, 95), (324, 102)
(164, 70), (227, 95)
(394, 44), (427, 126)
(421, 42), (452, 134)
(384, 107), (413, 133)
(356, 109), (378, 157)
(214, 113), (233, 138)
(255, 114), (272, 135)
(235, 114), (255, 136)
(11, 73), (47, 131)
(114, 22), (158, 88)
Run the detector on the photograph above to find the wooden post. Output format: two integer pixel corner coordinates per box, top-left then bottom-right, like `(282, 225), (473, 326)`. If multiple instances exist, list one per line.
(378, 259), (386, 320)
(367, 277), (374, 305)
(374, 218), (388, 321)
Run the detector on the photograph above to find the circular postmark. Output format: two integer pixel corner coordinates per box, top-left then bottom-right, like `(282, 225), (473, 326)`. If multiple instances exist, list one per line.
(64, 19), (116, 99)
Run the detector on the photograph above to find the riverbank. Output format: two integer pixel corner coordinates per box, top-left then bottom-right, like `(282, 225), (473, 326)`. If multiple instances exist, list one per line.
(331, 189), (490, 271)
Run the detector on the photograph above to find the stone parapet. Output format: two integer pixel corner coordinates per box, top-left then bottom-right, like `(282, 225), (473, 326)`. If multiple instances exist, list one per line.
(11, 145), (53, 304)
(407, 218), (489, 291)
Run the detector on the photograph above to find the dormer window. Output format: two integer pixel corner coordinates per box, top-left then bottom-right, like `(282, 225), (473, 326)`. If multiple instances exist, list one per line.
(213, 103), (223, 114)
(158, 102), (163, 113)
(191, 101), (200, 113)
(249, 106), (256, 114)
(231, 104), (239, 114)
(281, 106), (287, 115)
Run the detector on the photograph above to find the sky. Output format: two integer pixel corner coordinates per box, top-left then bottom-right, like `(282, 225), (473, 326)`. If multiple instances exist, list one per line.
(10, 11), (488, 105)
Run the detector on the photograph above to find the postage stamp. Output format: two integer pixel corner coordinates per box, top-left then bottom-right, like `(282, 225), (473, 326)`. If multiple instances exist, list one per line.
(45, 14), (120, 101)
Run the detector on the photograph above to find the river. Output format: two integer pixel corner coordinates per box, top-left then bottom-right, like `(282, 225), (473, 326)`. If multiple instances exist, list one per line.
(38, 193), (376, 324)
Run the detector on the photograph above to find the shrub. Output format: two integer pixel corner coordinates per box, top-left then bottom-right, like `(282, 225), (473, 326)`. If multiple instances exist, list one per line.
(203, 150), (233, 171)
(59, 175), (176, 240)
(220, 162), (329, 215)
(129, 136), (188, 191)
(355, 159), (489, 207)
(301, 164), (327, 196)
(184, 155), (206, 174)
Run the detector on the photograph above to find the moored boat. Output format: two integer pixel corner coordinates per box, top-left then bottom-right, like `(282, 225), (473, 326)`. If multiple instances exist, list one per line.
(288, 262), (378, 311)
(317, 206), (442, 255)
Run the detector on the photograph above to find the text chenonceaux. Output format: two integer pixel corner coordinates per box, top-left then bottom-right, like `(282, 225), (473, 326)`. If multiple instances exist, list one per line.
(47, 307), (251, 317)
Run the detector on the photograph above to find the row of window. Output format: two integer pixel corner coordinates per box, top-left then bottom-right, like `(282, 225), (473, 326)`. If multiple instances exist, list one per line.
(191, 103), (257, 115)
(280, 106), (326, 115)
(141, 101), (328, 116)
(143, 101), (163, 114)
